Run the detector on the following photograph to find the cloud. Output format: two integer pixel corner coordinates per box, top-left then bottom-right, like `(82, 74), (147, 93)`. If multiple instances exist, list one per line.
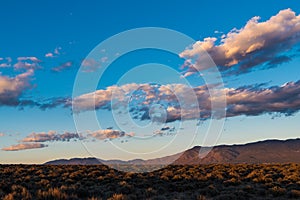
(14, 57), (42, 70)
(2, 143), (47, 151)
(72, 80), (300, 122)
(0, 69), (34, 106)
(72, 83), (140, 112)
(225, 81), (300, 117)
(45, 47), (62, 58)
(0, 57), (12, 68)
(51, 61), (72, 72)
(101, 56), (108, 63)
(179, 9), (300, 76)
(0, 128), (134, 152)
(81, 58), (101, 72)
(54, 47), (62, 55)
(88, 129), (134, 140)
(72, 83), (206, 122)
(17, 57), (40, 62)
(45, 53), (54, 58)
(153, 126), (176, 136)
(21, 131), (81, 142)
(1, 130), (82, 152)
(38, 97), (71, 110)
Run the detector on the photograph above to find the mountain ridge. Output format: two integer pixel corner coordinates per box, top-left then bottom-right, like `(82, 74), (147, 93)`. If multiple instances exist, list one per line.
(44, 138), (300, 165)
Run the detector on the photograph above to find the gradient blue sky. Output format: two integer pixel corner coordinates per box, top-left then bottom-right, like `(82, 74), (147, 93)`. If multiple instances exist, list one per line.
(0, 0), (300, 163)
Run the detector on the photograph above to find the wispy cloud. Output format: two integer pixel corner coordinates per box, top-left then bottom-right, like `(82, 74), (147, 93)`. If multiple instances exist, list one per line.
(81, 58), (101, 72)
(153, 126), (175, 136)
(14, 57), (42, 70)
(38, 97), (71, 110)
(180, 9), (300, 76)
(1, 128), (131, 151)
(21, 131), (81, 142)
(1, 131), (80, 152)
(45, 52), (54, 58)
(51, 61), (72, 72)
(0, 57), (12, 68)
(87, 129), (134, 140)
(45, 47), (62, 58)
(2, 143), (47, 151)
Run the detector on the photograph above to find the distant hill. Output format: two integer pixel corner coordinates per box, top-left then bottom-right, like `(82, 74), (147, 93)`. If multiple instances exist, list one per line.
(173, 138), (300, 164)
(45, 138), (300, 165)
(45, 157), (102, 165)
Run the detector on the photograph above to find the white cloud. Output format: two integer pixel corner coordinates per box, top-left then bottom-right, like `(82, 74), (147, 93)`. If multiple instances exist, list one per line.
(180, 9), (300, 76)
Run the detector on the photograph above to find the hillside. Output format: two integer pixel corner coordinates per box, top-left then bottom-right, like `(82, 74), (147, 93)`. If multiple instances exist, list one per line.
(45, 138), (300, 165)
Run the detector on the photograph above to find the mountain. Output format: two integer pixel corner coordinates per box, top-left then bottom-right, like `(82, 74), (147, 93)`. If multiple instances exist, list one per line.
(45, 157), (102, 165)
(173, 138), (300, 164)
(44, 138), (300, 165)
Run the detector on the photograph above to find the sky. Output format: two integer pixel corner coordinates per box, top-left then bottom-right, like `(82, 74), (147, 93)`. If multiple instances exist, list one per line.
(0, 0), (300, 164)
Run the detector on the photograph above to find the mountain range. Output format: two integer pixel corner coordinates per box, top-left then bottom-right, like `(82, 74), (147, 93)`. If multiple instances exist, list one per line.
(45, 138), (300, 165)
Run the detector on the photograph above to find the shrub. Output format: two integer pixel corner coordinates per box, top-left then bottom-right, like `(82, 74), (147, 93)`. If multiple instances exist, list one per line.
(37, 188), (69, 199)
(270, 186), (286, 197)
(107, 193), (127, 200)
(289, 189), (300, 198)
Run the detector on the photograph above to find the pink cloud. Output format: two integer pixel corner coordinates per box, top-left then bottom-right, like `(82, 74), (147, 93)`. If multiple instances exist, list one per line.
(180, 9), (300, 76)
(45, 52), (54, 58)
(2, 143), (48, 151)
(51, 61), (72, 72)
(14, 57), (42, 70)
(0, 69), (34, 106)
(81, 58), (101, 72)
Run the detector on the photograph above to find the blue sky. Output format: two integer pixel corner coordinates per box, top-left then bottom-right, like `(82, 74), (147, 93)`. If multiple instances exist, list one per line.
(0, 0), (300, 164)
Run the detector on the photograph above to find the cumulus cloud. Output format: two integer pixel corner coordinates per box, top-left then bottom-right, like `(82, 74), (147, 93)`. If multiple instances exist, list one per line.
(225, 81), (300, 117)
(72, 83), (207, 122)
(0, 69), (34, 106)
(21, 131), (82, 142)
(72, 81), (300, 122)
(14, 57), (42, 70)
(51, 61), (72, 72)
(72, 83), (140, 112)
(180, 9), (300, 76)
(88, 129), (134, 140)
(2, 143), (47, 151)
